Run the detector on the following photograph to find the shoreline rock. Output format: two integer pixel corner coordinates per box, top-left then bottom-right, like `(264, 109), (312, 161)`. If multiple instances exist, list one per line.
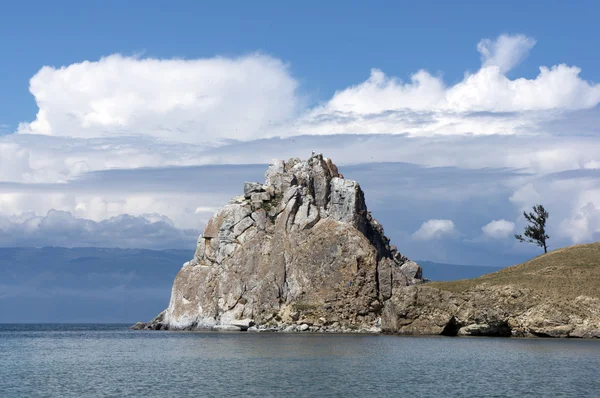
(134, 153), (423, 333)
(380, 284), (600, 338)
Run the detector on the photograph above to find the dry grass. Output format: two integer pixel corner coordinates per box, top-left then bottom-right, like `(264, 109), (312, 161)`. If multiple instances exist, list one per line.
(429, 242), (600, 300)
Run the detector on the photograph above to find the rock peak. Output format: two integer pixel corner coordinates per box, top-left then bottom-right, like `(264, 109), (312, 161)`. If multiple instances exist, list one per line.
(137, 153), (423, 332)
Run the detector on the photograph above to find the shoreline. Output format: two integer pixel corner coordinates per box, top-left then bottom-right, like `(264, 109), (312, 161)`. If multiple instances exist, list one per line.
(130, 322), (600, 339)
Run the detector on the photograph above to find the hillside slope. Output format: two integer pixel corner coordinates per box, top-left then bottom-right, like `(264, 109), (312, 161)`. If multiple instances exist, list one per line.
(382, 243), (600, 338)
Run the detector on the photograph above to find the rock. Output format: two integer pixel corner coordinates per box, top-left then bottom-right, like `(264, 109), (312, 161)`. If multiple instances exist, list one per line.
(293, 198), (320, 230)
(265, 159), (294, 192)
(203, 204), (251, 239)
(570, 326), (600, 339)
(457, 322), (511, 337)
(244, 182), (264, 198)
(213, 325), (242, 332)
(140, 153), (423, 332)
(251, 192), (271, 203)
(400, 261), (423, 284)
(377, 257), (394, 300)
(233, 217), (254, 238)
(299, 324), (310, 331)
(328, 178), (365, 228)
(132, 310), (167, 331)
(131, 322), (146, 330)
(251, 209), (268, 230)
(230, 319), (255, 331)
(237, 226), (258, 244)
(381, 283), (600, 338)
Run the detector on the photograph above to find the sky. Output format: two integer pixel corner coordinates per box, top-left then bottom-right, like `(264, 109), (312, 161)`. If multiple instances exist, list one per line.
(1, 1), (600, 266)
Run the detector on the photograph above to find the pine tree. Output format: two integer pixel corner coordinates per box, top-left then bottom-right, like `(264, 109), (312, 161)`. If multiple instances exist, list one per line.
(515, 204), (550, 253)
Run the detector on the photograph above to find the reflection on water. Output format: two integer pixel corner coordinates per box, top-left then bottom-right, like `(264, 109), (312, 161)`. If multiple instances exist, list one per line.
(1, 324), (599, 397)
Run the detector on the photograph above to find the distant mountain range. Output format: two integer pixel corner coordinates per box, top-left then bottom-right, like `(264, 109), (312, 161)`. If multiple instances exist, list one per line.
(0, 247), (504, 323)
(0, 247), (191, 323)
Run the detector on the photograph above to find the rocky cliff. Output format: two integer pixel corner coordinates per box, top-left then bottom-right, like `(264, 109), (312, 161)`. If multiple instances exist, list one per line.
(135, 153), (423, 332)
(382, 243), (600, 338)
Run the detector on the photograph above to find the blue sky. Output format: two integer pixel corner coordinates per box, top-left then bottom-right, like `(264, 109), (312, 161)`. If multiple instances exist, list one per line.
(1, 1), (600, 266)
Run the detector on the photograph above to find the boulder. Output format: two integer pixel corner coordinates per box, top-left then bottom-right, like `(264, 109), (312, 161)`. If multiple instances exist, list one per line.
(213, 325), (242, 332)
(130, 322), (146, 330)
(399, 261), (423, 284)
(244, 182), (264, 198)
(230, 319), (255, 331)
(299, 324), (310, 331)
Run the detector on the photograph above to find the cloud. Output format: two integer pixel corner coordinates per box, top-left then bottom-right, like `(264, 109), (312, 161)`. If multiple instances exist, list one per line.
(1, 33), (600, 264)
(0, 189), (220, 230)
(0, 142), (33, 182)
(510, 183), (542, 210)
(0, 134), (598, 251)
(13, 34), (600, 148)
(17, 53), (300, 143)
(560, 202), (600, 244)
(5, 128), (600, 187)
(412, 219), (457, 240)
(298, 34), (600, 138)
(482, 219), (515, 239)
(0, 162), (267, 229)
(0, 210), (199, 249)
(477, 34), (536, 74)
(558, 186), (600, 243)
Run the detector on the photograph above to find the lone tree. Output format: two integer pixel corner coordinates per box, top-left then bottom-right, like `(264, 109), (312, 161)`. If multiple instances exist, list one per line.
(515, 204), (550, 253)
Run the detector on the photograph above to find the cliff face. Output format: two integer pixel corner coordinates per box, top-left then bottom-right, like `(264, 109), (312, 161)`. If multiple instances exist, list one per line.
(382, 243), (600, 338)
(382, 284), (600, 338)
(140, 154), (422, 332)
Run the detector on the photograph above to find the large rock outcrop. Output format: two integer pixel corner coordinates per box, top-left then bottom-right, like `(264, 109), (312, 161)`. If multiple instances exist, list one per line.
(381, 243), (600, 338)
(139, 153), (423, 332)
(381, 284), (600, 338)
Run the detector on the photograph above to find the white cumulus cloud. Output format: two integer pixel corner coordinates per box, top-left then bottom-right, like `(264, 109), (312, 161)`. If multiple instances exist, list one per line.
(17, 53), (300, 143)
(559, 190), (600, 243)
(300, 34), (600, 137)
(477, 34), (536, 74)
(412, 219), (457, 240)
(13, 34), (600, 147)
(481, 219), (515, 239)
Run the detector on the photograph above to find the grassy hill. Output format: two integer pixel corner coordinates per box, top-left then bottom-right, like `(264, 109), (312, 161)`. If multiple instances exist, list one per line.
(428, 242), (600, 301)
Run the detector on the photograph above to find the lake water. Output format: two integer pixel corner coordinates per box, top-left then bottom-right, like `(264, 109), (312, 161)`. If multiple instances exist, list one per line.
(1, 324), (599, 397)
